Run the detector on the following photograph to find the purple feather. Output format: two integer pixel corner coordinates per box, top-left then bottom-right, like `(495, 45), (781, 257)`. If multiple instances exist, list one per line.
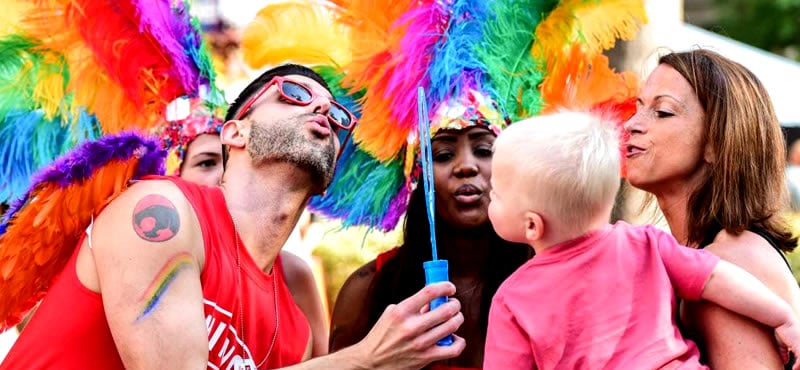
(130, 0), (200, 94)
(382, 1), (449, 134)
(380, 183), (410, 231)
(0, 132), (166, 235)
(173, 0), (215, 88)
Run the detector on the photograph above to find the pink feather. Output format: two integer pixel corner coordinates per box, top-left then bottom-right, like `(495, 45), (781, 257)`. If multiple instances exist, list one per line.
(124, 0), (201, 95)
(352, 0), (449, 161)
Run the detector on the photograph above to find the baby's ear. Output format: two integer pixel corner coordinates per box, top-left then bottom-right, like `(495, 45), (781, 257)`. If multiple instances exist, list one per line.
(523, 211), (544, 243)
(220, 120), (248, 149)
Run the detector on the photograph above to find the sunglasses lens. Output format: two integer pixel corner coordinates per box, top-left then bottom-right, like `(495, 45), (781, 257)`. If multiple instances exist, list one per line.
(329, 105), (352, 129)
(281, 81), (313, 103)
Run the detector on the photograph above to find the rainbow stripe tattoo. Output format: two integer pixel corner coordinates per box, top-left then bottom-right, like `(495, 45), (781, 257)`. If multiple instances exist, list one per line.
(136, 252), (194, 321)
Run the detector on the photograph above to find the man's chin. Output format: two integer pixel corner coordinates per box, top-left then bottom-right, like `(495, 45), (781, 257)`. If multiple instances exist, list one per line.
(289, 160), (334, 194)
(308, 170), (334, 195)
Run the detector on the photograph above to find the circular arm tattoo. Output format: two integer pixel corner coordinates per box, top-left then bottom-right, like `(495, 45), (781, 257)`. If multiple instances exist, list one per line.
(132, 194), (181, 242)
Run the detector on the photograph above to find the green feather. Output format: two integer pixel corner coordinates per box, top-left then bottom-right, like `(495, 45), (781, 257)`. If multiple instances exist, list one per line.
(476, 0), (558, 121)
(0, 35), (71, 120)
(0, 35), (39, 117)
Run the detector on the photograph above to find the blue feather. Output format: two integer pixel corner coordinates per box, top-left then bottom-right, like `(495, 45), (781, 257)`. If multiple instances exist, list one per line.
(427, 0), (497, 105)
(0, 109), (100, 204)
(309, 137), (407, 231)
(0, 111), (45, 203)
(308, 65), (411, 230)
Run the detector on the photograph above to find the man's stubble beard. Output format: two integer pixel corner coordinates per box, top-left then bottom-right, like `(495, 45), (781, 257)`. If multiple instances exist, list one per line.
(247, 115), (336, 194)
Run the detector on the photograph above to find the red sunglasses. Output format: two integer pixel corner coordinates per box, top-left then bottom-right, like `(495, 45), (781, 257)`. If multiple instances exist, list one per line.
(233, 76), (357, 131)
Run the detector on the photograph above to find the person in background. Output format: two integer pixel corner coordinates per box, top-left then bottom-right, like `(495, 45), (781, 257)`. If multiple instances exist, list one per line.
(785, 140), (800, 211)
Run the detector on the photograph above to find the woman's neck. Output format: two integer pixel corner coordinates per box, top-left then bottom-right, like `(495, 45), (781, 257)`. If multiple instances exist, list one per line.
(436, 223), (493, 278)
(648, 165), (709, 247)
(655, 190), (692, 246)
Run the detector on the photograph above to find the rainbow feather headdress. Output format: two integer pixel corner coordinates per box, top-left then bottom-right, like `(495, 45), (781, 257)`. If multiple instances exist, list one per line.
(0, 0), (220, 331)
(0, 0), (220, 204)
(243, 0), (646, 232)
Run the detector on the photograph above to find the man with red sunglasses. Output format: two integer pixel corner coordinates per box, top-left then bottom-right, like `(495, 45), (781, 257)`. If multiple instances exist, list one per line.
(1, 64), (464, 370)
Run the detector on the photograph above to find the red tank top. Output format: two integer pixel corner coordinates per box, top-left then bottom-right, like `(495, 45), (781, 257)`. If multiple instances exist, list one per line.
(1, 176), (310, 369)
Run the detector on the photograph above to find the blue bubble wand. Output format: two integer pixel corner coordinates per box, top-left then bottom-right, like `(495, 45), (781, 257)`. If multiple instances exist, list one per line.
(417, 86), (438, 260)
(418, 86), (454, 346)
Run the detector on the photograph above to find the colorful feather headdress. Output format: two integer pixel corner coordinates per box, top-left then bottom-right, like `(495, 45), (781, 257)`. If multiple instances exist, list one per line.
(0, 0), (221, 331)
(0, 0), (220, 204)
(242, 0), (645, 232)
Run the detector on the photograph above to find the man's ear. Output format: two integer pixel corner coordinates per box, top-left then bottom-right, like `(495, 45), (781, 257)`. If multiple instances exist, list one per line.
(523, 210), (544, 243)
(220, 120), (248, 149)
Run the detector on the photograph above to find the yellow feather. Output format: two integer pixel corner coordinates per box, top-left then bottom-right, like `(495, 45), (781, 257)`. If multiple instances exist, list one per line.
(0, 1), (33, 36)
(166, 150), (181, 175)
(32, 52), (70, 120)
(533, 0), (647, 63)
(21, 0), (168, 133)
(242, 2), (352, 69)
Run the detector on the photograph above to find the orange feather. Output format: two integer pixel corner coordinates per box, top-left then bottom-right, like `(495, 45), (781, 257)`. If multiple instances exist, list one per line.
(540, 44), (638, 114)
(0, 160), (139, 331)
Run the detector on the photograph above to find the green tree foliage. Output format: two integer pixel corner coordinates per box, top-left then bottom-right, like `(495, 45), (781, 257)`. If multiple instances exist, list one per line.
(713, 0), (800, 61)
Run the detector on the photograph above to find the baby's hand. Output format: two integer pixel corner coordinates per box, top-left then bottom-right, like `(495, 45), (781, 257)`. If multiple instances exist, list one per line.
(775, 319), (800, 370)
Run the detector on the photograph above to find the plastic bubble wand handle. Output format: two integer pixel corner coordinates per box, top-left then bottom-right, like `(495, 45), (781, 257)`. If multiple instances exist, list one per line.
(418, 86), (454, 346)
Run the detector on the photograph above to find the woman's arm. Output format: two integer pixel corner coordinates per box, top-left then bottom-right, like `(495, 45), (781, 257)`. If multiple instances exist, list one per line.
(701, 260), (797, 331)
(329, 261), (377, 351)
(281, 250), (330, 358)
(684, 231), (800, 369)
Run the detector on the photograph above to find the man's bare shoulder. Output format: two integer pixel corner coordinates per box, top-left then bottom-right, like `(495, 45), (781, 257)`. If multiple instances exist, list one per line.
(111, 179), (187, 205)
(92, 178), (202, 258)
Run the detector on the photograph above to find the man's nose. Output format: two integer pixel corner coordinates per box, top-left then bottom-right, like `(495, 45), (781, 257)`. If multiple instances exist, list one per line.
(310, 95), (332, 117)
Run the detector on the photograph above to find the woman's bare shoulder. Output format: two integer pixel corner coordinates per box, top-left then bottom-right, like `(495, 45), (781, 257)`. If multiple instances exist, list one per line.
(704, 228), (800, 312)
(328, 260), (378, 351)
(707, 231), (792, 281)
(341, 260), (378, 296)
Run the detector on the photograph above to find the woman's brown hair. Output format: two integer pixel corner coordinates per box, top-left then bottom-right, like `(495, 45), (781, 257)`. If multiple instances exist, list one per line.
(660, 49), (796, 252)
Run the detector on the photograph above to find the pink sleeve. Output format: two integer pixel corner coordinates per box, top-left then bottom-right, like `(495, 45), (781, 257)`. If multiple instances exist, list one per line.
(484, 294), (536, 370)
(653, 227), (720, 301)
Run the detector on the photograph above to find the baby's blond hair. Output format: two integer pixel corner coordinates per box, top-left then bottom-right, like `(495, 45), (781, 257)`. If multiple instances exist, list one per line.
(493, 111), (621, 234)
